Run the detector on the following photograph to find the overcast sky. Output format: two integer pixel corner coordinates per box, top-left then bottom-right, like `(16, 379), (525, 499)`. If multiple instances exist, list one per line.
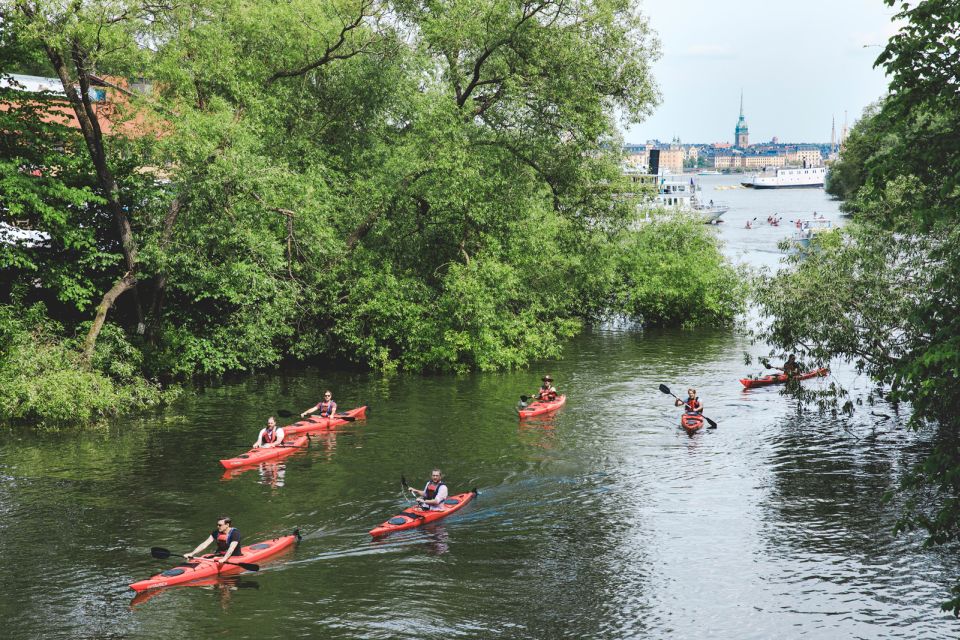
(624, 0), (901, 144)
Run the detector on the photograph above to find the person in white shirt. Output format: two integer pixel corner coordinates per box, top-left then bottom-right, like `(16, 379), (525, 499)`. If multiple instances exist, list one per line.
(407, 469), (448, 511)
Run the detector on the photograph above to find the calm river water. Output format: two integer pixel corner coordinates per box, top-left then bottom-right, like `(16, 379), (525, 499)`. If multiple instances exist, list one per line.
(2, 175), (958, 639)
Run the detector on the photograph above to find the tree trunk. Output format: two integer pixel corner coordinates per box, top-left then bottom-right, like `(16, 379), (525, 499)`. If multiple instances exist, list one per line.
(83, 272), (137, 361)
(37, 34), (144, 351)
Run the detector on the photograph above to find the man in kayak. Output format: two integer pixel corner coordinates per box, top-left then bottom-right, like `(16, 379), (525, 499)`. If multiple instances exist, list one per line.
(535, 375), (558, 402)
(675, 388), (702, 414)
(776, 354), (799, 376)
(253, 417), (284, 449)
(408, 469), (448, 511)
(301, 390), (337, 418)
(185, 517), (241, 566)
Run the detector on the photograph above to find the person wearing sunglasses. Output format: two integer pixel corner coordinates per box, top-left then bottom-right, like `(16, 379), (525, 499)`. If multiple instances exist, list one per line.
(185, 517), (241, 566)
(301, 390), (337, 418)
(407, 469), (448, 511)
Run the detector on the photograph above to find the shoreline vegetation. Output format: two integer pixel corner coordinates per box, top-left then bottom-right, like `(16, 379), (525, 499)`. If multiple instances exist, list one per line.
(1, 1), (746, 428)
(753, 0), (960, 614)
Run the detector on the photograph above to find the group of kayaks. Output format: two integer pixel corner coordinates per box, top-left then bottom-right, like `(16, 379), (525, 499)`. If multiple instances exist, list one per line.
(678, 367), (829, 433)
(132, 395), (559, 595)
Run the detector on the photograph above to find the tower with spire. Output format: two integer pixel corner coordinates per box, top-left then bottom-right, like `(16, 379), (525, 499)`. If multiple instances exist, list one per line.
(735, 91), (749, 149)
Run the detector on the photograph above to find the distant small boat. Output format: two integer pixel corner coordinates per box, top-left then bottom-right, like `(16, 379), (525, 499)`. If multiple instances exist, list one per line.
(794, 218), (833, 248)
(698, 170), (721, 175)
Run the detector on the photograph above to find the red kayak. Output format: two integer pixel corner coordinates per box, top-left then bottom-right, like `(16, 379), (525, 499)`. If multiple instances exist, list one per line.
(283, 406), (367, 436)
(680, 413), (705, 432)
(129, 533), (298, 592)
(369, 490), (477, 537)
(518, 395), (566, 419)
(739, 367), (829, 388)
(219, 435), (309, 469)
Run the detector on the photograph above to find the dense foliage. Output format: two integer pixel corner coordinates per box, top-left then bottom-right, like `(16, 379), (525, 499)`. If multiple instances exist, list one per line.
(1, 0), (745, 426)
(756, 0), (960, 614)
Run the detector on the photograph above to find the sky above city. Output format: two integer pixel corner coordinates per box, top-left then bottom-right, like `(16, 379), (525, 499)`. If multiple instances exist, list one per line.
(624, 0), (901, 144)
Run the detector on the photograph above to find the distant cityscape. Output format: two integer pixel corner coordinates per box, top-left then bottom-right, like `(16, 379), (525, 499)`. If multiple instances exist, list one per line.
(624, 93), (847, 173)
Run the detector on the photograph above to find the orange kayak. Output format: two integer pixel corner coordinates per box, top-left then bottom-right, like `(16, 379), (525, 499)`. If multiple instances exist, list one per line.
(129, 533), (298, 592)
(369, 490), (477, 537)
(219, 435), (308, 469)
(283, 406), (367, 436)
(740, 368), (828, 388)
(518, 395), (566, 419)
(680, 413), (705, 431)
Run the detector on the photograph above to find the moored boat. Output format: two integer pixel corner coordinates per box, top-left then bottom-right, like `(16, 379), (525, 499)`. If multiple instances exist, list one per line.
(129, 533), (298, 592)
(739, 368), (828, 388)
(369, 490), (477, 537)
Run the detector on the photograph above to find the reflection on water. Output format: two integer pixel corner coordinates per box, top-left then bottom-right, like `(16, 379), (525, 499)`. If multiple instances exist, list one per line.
(1, 178), (959, 638)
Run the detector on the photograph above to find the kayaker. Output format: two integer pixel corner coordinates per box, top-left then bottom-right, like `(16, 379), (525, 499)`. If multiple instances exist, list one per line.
(536, 375), (558, 402)
(675, 388), (702, 414)
(185, 517), (241, 566)
(776, 354), (799, 375)
(253, 417), (284, 449)
(301, 390), (337, 418)
(408, 469), (448, 511)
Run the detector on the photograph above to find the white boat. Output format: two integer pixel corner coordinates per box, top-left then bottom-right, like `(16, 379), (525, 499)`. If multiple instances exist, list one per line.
(655, 176), (729, 223)
(698, 170), (721, 175)
(744, 166), (827, 189)
(793, 218), (833, 248)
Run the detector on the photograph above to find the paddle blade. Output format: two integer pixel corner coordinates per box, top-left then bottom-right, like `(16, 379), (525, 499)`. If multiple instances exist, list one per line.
(519, 395), (529, 403)
(150, 547), (172, 559)
(704, 415), (718, 429)
(658, 384), (672, 395)
(276, 409), (295, 417)
(293, 528), (302, 542)
(401, 474), (409, 490)
(234, 562), (259, 572)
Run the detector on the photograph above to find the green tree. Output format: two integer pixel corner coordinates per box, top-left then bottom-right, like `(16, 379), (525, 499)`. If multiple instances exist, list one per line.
(756, 0), (960, 614)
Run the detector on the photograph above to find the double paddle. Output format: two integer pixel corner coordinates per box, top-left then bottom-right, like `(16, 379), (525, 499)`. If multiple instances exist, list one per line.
(150, 547), (260, 572)
(658, 384), (717, 429)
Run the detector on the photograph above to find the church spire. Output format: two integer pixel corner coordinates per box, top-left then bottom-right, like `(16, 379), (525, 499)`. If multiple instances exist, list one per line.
(739, 90), (744, 118)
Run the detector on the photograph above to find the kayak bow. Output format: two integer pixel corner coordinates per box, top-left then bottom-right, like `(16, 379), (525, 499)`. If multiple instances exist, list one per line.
(130, 533), (298, 592)
(369, 490), (477, 537)
(518, 395), (566, 419)
(739, 368), (828, 389)
(219, 435), (309, 469)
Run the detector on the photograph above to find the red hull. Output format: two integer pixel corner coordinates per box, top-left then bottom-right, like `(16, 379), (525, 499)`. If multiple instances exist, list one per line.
(283, 406), (367, 436)
(369, 491), (477, 537)
(740, 367), (828, 388)
(219, 435), (309, 469)
(680, 413), (704, 431)
(518, 395), (566, 419)
(129, 534), (297, 592)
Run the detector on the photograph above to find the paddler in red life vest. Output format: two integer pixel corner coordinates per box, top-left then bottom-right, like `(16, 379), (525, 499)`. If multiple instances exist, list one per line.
(675, 388), (703, 415)
(300, 390), (337, 418)
(253, 416), (284, 449)
(184, 516), (241, 566)
(536, 375), (558, 401)
(407, 469), (448, 511)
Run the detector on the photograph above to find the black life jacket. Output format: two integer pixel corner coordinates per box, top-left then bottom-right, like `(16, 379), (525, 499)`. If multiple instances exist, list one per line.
(424, 481), (446, 501)
(215, 528), (237, 553)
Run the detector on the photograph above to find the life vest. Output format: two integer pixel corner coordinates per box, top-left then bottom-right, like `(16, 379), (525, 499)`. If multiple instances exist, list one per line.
(424, 481), (446, 501)
(539, 386), (557, 401)
(685, 397), (702, 413)
(262, 427), (278, 444)
(215, 528), (237, 553)
(317, 400), (336, 416)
